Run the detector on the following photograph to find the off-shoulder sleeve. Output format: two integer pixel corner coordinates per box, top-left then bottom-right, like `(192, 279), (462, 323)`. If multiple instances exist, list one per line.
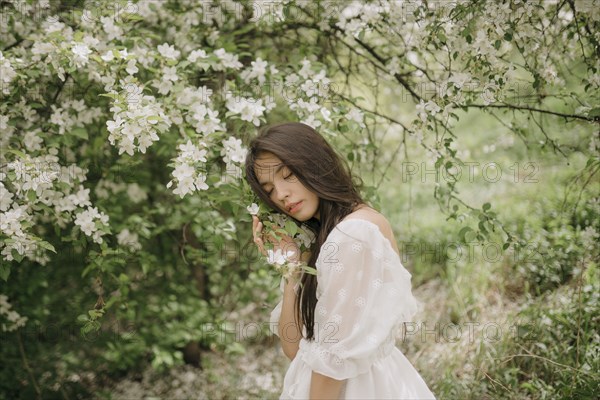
(299, 219), (418, 380)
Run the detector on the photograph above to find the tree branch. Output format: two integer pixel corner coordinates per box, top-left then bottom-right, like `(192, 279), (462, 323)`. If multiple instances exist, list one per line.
(465, 103), (596, 122)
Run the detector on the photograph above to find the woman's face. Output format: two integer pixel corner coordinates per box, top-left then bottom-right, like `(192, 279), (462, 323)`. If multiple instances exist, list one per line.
(254, 152), (320, 221)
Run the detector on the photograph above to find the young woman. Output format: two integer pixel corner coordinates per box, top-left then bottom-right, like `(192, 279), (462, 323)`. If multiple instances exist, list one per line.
(245, 122), (435, 399)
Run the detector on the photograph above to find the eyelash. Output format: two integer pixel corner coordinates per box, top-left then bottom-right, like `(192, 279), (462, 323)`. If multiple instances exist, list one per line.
(266, 171), (293, 195)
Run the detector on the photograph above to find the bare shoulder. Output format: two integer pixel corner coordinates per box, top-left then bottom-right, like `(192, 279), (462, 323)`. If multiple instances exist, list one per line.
(342, 206), (399, 255)
(342, 205), (390, 231)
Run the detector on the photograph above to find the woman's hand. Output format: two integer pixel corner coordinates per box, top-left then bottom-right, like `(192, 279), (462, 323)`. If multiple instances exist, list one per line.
(254, 216), (304, 358)
(252, 215), (300, 263)
(252, 215), (269, 257)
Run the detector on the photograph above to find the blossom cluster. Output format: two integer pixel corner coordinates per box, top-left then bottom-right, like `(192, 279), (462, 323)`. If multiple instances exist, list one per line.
(266, 248), (305, 281)
(219, 137), (248, 185)
(284, 58), (335, 129)
(49, 99), (103, 136)
(0, 294), (28, 332)
(105, 81), (173, 156)
(0, 150), (107, 262)
(117, 228), (142, 252)
(73, 206), (110, 244)
(0, 52), (17, 95)
(166, 139), (210, 198)
(225, 93), (268, 127)
(335, 0), (389, 39)
(175, 85), (224, 136)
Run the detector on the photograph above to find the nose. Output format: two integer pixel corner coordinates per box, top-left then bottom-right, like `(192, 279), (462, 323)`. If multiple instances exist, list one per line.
(274, 180), (291, 203)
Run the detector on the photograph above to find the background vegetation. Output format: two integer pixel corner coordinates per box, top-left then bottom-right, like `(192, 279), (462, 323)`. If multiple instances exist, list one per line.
(1, 1), (598, 399)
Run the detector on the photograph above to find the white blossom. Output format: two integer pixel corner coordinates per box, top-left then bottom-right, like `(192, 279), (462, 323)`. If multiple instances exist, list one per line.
(189, 104), (223, 135)
(117, 228), (142, 252)
(266, 248), (296, 266)
(213, 48), (243, 70)
(240, 57), (269, 85)
(71, 43), (92, 68)
(105, 83), (172, 155)
(225, 94), (266, 126)
(221, 137), (247, 164)
(126, 183), (148, 203)
(0, 52), (17, 94)
(74, 206), (110, 244)
(345, 108), (366, 128)
(166, 139), (211, 198)
(179, 139), (208, 162)
(126, 59), (138, 75)
(0, 183), (14, 212)
(157, 43), (180, 60)
(188, 49), (208, 62)
(247, 203), (260, 215)
(101, 16), (123, 41)
(0, 295), (28, 332)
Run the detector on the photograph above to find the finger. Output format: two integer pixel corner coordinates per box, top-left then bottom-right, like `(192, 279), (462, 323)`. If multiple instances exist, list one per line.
(253, 219), (262, 238)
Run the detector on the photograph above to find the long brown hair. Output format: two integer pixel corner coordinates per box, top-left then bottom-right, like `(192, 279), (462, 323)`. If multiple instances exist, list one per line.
(244, 122), (368, 340)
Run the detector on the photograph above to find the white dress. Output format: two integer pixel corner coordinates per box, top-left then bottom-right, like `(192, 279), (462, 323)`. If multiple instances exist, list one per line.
(269, 219), (436, 399)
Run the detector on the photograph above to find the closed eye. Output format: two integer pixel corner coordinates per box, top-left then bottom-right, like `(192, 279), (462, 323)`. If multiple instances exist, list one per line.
(266, 172), (293, 196)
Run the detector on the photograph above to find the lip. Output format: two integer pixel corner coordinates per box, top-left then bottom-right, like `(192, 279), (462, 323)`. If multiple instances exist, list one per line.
(287, 201), (302, 213)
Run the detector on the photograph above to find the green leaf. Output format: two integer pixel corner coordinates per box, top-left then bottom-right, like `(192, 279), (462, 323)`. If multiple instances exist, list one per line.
(98, 93), (119, 99)
(0, 264), (10, 281)
(284, 219), (298, 236)
(478, 220), (488, 234)
(122, 12), (145, 21)
(302, 265), (317, 275)
(587, 108), (600, 118)
(37, 240), (57, 253)
(458, 226), (473, 242)
(5, 149), (27, 159)
(483, 202), (491, 211)
(73, 31), (84, 42)
(71, 127), (88, 140)
(27, 190), (37, 202)
(119, 273), (130, 284)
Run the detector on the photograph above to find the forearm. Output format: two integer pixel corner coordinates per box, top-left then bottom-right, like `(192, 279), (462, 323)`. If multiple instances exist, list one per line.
(309, 371), (345, 400)
(278, 278), (302, 360)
